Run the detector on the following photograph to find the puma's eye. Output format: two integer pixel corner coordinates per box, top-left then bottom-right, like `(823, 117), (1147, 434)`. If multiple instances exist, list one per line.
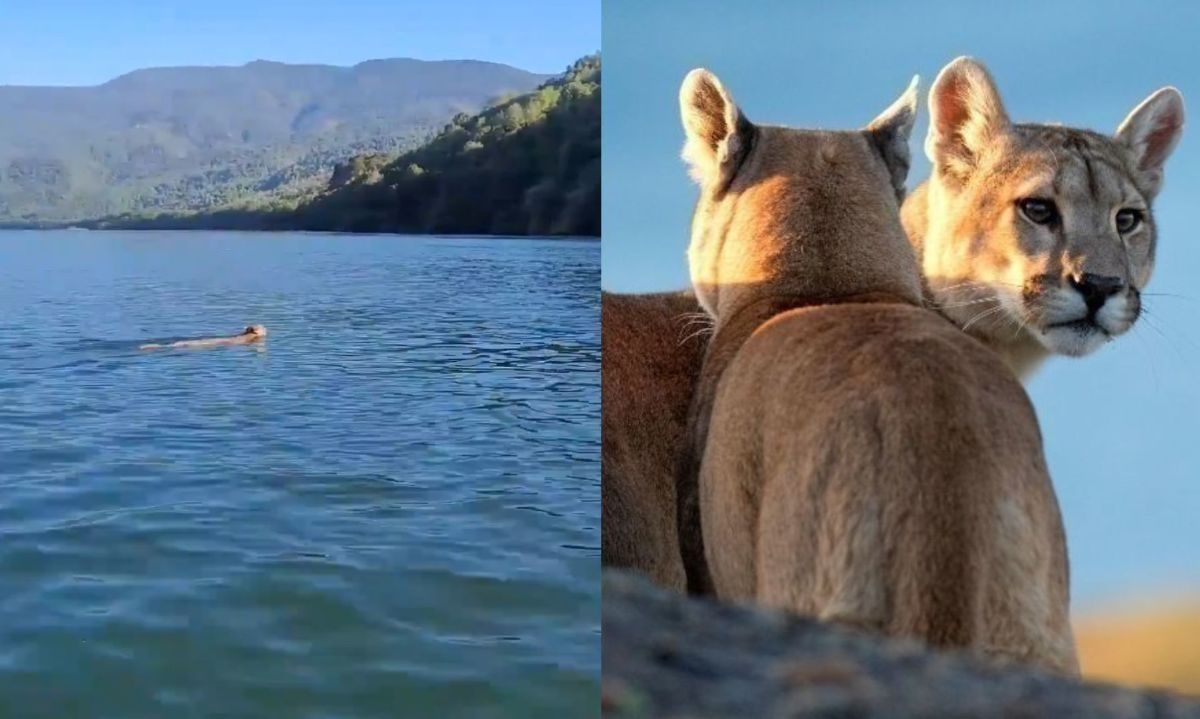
(1018, 198), (1058, 225)
(1116, 208), (1143, 234)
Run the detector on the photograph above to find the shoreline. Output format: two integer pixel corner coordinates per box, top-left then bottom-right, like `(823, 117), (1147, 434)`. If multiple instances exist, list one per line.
(0, 226), (600, 240)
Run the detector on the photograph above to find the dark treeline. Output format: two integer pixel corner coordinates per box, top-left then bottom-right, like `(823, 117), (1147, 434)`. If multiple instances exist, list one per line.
(87, 55), (601, 237)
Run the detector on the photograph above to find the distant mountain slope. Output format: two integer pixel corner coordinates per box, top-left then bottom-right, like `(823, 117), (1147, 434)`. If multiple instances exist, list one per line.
(91, 55), (601, 237)
(0, 59), (548, 222)
(291, 54), (600, 236)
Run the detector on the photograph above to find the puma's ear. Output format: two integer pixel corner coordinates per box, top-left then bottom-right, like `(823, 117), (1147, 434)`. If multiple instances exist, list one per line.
(1116, 86), (1184, 197)
(866, 75), (920, 199)
(925, 57), (1010, 183)
(680, 68), (753, 189)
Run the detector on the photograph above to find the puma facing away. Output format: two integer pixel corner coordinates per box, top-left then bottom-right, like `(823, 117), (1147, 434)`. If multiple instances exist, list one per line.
(673, 69), (1077, 673)
(601, 58), (1183, 598)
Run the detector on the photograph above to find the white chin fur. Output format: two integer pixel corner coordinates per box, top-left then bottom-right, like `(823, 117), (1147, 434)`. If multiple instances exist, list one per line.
(1032, 324), (1110, 357)
(1095, 293), (1134, 336)
(1028, 290), (1132, 357)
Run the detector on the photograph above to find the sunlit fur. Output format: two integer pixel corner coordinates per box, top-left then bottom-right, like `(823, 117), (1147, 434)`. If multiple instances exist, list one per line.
(601, 61), (1183, 658)
(904, 57), (1183, 377)
(671, 69), (1077, 674)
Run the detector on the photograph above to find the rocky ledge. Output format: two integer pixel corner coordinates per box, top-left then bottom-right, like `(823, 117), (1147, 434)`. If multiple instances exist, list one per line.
(601, 571), (1200, 718)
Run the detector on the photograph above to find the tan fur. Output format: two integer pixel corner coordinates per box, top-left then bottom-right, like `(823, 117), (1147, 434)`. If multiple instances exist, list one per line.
(602, 290), (704, 590)
(600, 58), (1183, 602)
(904, 57), (1184, 376)
(672, 69), (1076, 673)
(600, 292), (702, 588)
(140, 324), (267, 351)
(702, 303), (1075, 672)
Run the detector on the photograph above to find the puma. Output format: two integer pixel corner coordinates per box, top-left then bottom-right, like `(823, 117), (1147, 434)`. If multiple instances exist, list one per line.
(673, 68), (1076, 673)
(602, 58), (1182, 608)
(140, 325), (267, 350)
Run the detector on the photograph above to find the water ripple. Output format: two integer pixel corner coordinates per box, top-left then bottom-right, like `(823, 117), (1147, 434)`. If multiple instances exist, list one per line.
(0, 231), (599, 718)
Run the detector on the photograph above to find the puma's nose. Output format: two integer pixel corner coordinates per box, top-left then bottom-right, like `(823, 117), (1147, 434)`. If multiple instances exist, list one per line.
(1069, 273), (1124, 314)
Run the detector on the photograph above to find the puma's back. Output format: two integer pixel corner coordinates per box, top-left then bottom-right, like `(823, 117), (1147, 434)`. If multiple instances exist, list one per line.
(676, 69), (1078, 674)
(704, 301), (1074, 670)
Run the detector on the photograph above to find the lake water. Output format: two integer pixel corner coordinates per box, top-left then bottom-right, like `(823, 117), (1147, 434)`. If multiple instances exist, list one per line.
(0, 231), (600, 718)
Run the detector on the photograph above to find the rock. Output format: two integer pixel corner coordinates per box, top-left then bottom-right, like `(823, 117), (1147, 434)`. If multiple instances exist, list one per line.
(601, 570), (1200, 718)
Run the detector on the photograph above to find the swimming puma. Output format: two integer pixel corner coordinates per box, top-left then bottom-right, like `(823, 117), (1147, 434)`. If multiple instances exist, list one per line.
(140, 325), (267, 350)
(672, 69), (1076, 673)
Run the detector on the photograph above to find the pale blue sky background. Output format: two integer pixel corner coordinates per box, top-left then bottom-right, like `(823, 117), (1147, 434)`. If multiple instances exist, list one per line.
(0, 0), (599, 86)
(604, 0), (1200, 610)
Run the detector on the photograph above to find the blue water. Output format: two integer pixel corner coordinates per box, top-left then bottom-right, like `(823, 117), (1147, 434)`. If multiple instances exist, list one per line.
(0, 231), (600, 718)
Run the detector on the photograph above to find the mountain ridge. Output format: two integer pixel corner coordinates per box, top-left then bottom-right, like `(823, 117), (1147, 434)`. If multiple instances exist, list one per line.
(83, 54), (602, 237)
(0, 57), (549, 222)
(1, 57), (545, 90)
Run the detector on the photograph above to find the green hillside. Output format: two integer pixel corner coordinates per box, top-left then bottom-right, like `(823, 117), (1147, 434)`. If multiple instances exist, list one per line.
(0, 59), (547, 223)
(90, 55), (601, 237)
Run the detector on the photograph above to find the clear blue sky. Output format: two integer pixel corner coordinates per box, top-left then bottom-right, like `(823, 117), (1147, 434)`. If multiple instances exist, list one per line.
(0, 0), (598, 86)
(604, 0), (1200, 611)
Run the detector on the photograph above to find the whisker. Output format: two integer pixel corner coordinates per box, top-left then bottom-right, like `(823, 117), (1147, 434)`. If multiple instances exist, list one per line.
(1140, 307), (1200, 354)
(935, 279), (1023, 291)
(1008, 307), (1032, 341)
(675, 311), (714, 344)
(961, 305), (1007, 332)
(1136, 310), (1197, 366)
(935, 281), (989, 291)
(927, 297), (1001, 310)
(678, 325), (714, 347)
(1141, 292), (1200, 303)
(1129, 324), (1161, 393)
(674, 311), (712, 327)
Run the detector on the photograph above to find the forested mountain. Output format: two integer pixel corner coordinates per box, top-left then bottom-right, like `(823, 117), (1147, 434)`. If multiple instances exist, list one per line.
(292, 54), (600, 236)
(0, 59), (547, 223)
(94, 55), (601, 237)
